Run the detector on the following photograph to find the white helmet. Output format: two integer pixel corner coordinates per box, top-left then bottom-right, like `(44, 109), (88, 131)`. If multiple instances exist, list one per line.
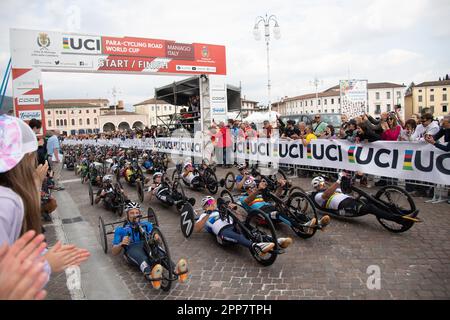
(311, 176), (325, 189)
(153, 172), (163, 180)
(184, 161), (192, 169)
(124, 201), (141, 212)
(237, 163), (246, 171)
(103, 175), (113, 183)
(243, 176), (256, 189)
(201, 196), (215, 208)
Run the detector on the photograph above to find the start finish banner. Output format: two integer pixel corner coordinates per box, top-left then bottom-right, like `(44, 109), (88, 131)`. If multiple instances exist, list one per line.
(62, 138), (450, 186)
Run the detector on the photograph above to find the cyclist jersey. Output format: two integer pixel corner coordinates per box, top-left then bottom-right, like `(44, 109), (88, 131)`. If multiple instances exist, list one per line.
(125, 168), (133, 180)
(235, 175), (244, 183)
(197, 210), (233, 235)
(313, 189), (351, 210)
(182, 171), (198, 184)
(143, 160), (153, 169)
(112, 221), (153, 247)
(239, 193), (269, 211)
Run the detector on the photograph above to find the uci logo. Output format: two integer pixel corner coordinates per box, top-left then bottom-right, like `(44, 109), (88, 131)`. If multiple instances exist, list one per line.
(63, 35), (101, 53)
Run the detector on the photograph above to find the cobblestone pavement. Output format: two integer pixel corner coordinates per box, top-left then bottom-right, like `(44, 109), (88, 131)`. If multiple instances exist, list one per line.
(49, 167), (450, 300)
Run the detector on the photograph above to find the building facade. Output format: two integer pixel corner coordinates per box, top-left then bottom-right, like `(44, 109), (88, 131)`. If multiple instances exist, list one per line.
(241, 98), (259, 117)
(100, 111), (148, 132)
(405, 80), (450, 119)
(134, 98), (180, 126)
(45, 99), (108, 135)
(273, 82), (406, 118)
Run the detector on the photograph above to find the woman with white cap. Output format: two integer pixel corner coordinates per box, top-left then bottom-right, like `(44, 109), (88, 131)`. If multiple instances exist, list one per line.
(0, 115), (90, 299)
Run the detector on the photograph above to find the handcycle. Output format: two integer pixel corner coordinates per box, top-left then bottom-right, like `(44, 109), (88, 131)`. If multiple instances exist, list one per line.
(179, 196), (283, 266)
(98, 209), (181, 291)
(172, 160), (218, 195)
(219, 180), (322, 239)
(309, 175), (420, 233)
(92, 180), (128, 217)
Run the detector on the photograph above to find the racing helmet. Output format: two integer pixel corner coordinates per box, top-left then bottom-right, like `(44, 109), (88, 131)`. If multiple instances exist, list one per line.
(102, 175), (113, 183)
(243, 176), (256, 189)
(153, 172), (163, 180)
(201, 196), (215, 208)
(183, 161), (192, 169)
(237, 163), (246, 171)
(142, 153), (148, 158)
(124, 201), (141, 213)
(311, 176), (326, 189)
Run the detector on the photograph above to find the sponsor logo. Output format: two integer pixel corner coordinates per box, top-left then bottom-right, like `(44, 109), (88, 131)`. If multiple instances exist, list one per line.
(175, 65), (216, 73)
(17, 95), (41, 106)
(211, 96), (225, 101)
(201, 46), (209, 58)
(37, 32), (51, 49)
(18, 110), (42, 120)
(62, 35), (101, 54)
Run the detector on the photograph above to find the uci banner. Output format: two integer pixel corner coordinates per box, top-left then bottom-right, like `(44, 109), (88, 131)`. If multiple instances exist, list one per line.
(63, 138), (449, 186)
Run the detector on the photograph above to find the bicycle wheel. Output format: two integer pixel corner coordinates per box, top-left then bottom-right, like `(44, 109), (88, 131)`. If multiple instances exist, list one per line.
(223, 172), (235, 191)
(88, 180), (94, 206)
(147, 207), (159, 227)
(219, 189), (236, 204)
(245, 210), (278, 266)
(137, 181), (145, 203)
(98, 216), (108, 254)
(286, 192), (318, 239)
(116, 198), (124, 218)
(149, 227), (173, 292)
(204, 168), (218, 194)
(288, 186), (306, 197)
(374, 186), (417, 233)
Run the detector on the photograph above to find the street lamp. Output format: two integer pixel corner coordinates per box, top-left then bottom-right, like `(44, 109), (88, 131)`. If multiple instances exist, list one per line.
(253, 14), (281, 111)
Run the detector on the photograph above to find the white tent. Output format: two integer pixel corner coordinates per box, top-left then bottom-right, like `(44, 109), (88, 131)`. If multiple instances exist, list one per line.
(243, 111), (280, 124)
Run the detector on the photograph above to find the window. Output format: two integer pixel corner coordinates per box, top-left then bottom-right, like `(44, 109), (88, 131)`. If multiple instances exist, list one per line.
(305, 101), (308, 106)
(443, 105), (448, 113)
(331, 109), (334, 113)
(375, 105), (381, 114)
(64, 119), (67, 126)
(419, 89), (422, 93)
(87, 119), (90, 125)
(430, 88), (434, 92)
(443, 88), (447, 91)
(324, 109), (327, 113)
(331, 98), (334, 104)
(94, 109), (97, 113)
(152, 106), (154, 111)
(324, 99), (327, 105)
(430, 95), (434, 102)
(71, 110), (74, 114)
(444, 94), (448, 101)
(157, 106), (160, 111)
(397, 91), (401, 98)
(318, 100), (321, 105)
(376, 92), (380, 100)
(86, 110), (89, 114)
(338, 98), (341, 104)
(56, 119), (60, 126)
(387, 104), (391, 112)
(386, 92), (391, 99)
(94, 118), (97, 125)
(63, 110), (66, 114)
(48, 120), (51, 127)
(430, 106), (434, 114)
(418, 96), (423, 102)
(419, 106), (423, 113)
(79, 110), (82, 114)
(79, 119), (82, 125)
(72, 119), (75, 126)
(164, 106), (167, 111)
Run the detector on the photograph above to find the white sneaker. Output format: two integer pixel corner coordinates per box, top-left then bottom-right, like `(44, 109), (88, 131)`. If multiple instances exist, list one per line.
(303, 218), (317, 235)
(277, 237), (293, 249)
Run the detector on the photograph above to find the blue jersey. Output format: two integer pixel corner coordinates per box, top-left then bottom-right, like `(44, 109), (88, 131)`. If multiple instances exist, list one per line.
(239, 193), (269, 211)
(235, 175), (243, 183)
(112, 221), (153, 247)
(143, 160), (153, 169)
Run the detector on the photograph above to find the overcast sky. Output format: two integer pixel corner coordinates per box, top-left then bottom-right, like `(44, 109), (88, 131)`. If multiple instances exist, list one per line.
(1, 0), (449, 109)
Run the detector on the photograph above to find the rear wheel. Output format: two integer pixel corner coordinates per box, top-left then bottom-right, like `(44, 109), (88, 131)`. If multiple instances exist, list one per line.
(204, 168), (218, 194)
(220, 189), (236, 204)
(375, 186), (417, 233)
(172, 181), (186, 212)
(98, 216), (108, 254)
(137, 181), (145, 203)
(286, 192), (318, 239)
(223, 172), (235, 191)
(246, 210), (278, 266)
(147, 207), (159, 227)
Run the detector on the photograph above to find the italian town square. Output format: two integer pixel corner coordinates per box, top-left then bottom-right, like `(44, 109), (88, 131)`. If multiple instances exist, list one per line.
(0, 0), (449, 315)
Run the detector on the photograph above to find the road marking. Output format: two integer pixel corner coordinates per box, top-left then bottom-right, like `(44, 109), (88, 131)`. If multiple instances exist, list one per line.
(60, 178), (81, 184)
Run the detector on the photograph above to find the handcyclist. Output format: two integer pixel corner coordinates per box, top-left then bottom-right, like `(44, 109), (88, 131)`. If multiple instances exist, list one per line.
(147, 172), (176, 205)
(310, 173), (420, 223)
(111, 201), (189, 289)
(142, 153), (153, 172)
(95, 175), (124, 209)
(193, 196), (293, 253)
(235, 163), (252, 191)
(239, 177), (330, 234)
(182, 161), (201, 188)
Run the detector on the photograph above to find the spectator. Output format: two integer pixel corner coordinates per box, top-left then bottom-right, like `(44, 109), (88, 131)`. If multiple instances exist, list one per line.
(47, 129), (64, 191)
(276, 116), (285, 136)
(399, 119), (417, 141)
(260, 120), (273, 138)
(381, 114), (401, 141)
(343, 119), (358, 142)
(339, 114), (349, 138)
(365, 112), (388, 135)
(281, 120), (300, 140)
(301, 126), (317, 146)
(411, 113), (440, 141)
(319, 124), (336, 140)
(312, 114), (328, 137)
(356, 122), (380, 142)
(0, 115), (90, 289)
(425, 115), (450, 152)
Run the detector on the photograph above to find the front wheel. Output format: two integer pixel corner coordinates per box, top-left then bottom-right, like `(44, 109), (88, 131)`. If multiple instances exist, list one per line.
(245, 210), (278, 266)
(149, 227), (173, 292)
(374, 186), (417, 233)
(286, 192), (318, 239)
(204, 168), (218, 194)
(137, 181), (145, 203)
(223, 172), (235, 191)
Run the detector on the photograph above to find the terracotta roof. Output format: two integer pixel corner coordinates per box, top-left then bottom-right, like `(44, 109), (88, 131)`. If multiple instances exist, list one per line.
(47, 99), (109, 105)
(415, 80), (450, 87)
(45, 103), (100, 108)
(134, 98), (171, 106)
